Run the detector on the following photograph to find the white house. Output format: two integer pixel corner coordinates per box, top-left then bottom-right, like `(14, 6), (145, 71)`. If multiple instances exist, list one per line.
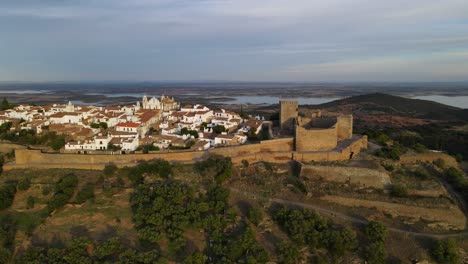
(49, 112), (82, 124)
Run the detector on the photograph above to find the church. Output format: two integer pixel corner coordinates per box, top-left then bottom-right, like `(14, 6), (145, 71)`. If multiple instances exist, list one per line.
(141, 95), (180, 111)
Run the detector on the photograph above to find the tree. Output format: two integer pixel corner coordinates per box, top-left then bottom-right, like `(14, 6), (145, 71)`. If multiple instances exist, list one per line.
(130, 180), (204, 243)
(93, 237), (122, 260)
(364, 242), (386, 264)
(104, 162), (118, 176)
(48, 134), (66, 151)
(364, 221), (388, 243)
(17, 177), (32, 191)
(27, 196), (35, 209)
(47, 173), (78, 213)
(195, 155), (232, 184)
(74, 184), (94, 204)
(247, 207), (263, 226)
(212, 125), (226, 134)
(241, 159), (249, 168)
(432, 239), (459, 264)
(0, 184), (17, 210)
(276, 241), (301, 264)
(99, 122), (108, 129)
(0, 98), (10, 111)
(0, 247), (11, 264)
(390, 184), (408, 198)
(184, 251), (208, 264)
(320, 228), (357, 256)
(107, 143), (121, 151)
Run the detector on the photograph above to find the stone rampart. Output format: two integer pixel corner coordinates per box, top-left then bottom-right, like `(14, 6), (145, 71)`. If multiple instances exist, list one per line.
(6, 137), (368, 171)
(208, 138), (294, 157)
(400, 152), (458, 168)
(295, 126), (337, 152)
(300, 164), (391, 189)
(336, 115), (353, 140)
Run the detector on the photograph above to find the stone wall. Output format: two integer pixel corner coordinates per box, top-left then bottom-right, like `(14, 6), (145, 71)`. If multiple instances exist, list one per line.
(6, 137), (368, 171)
(295, 126), (337, 152)
(280, 101), (298, 130)
(301, 164), (391, 189)
(13, 148), (206, 170)
(208, 138), (294, 157)
(400, 152), (458, 168)
(294, 136), (368, 162)
(336, 115), (353, 140)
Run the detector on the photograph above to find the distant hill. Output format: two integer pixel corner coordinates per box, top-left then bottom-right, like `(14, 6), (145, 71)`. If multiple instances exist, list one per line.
(315, 93), (468, 121)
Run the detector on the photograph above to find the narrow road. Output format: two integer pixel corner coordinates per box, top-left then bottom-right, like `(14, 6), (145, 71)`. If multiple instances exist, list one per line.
(229, 187), (468, 239)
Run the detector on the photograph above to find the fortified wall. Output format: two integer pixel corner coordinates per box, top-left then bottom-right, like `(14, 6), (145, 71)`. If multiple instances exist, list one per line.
(5, 136), (368, 171)
(295, 115), (354, 152)
(4, 101), (367, 171)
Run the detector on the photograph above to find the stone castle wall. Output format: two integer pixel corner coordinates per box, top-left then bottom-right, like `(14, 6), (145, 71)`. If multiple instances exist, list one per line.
(6, 136), (368, 171)
(295, 126), (337, 152)
(280, 101), (298, 130)
(294, 135), (367, 162)
(337, 115), (353, 140)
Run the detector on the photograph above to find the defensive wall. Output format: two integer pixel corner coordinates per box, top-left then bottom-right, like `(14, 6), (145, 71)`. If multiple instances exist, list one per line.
(400, 152), (458, 168)
(4, 136), (368, 171)
(300, 163), (391, 189)
(295, 115), (354, 152)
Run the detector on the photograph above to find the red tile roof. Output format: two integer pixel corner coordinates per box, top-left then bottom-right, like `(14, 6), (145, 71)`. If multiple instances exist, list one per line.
(116, 122), (140, 128)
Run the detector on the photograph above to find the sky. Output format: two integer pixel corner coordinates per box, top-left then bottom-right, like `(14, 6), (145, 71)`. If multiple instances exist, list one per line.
(1, 0), (468, 82)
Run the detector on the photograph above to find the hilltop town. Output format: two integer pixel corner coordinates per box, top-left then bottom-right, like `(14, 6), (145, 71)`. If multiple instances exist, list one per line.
(0, 96), (269, 154)
(0, 95), (368, 165)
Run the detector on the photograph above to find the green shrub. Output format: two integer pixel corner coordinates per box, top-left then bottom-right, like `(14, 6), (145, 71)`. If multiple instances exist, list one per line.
(276, 241), (301, 264)
(103, 162), (118, 176)
(74, 184), (94, 204)
(0, 184), (17, 210)
(128, 159), (172, 184)
(247, 207), (263, 226)
(432, 239), (459, 264)
(382, 163), (394, 172)
(93, 237), (122, 260)
(17, 178), (31, 191)
(364, 221), (388, 243)
(46, 173), (78, 213)
(413, 169), (430, 180)
(364, 242), (386, 264)
(390, 184), (408, 197)
(413, 143), (427, 153)
(42, 186), (51, 196)
(27, 196), (35, 209)
(433, 158), (446, 169)
(195, 155), (232, 184)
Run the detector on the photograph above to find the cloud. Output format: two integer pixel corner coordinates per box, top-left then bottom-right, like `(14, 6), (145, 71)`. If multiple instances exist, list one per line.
(283, 51), (468, 81)
(0, 0), (467, 81)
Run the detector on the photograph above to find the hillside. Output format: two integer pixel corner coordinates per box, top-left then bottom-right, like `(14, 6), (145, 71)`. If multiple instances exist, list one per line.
(315, 93), (468, 121)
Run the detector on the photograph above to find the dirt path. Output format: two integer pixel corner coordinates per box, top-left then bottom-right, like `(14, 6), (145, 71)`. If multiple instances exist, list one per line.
(229, 187), (468, 239)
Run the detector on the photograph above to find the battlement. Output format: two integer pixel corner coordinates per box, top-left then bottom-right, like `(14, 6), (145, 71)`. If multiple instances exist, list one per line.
(280, 100), (299, 105)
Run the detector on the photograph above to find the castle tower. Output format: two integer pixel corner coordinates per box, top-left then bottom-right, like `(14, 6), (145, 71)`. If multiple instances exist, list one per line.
(280, 100), (298, 131)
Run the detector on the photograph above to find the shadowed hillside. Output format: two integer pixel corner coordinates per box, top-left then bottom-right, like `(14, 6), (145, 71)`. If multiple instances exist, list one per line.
(316, 93), (467, 121)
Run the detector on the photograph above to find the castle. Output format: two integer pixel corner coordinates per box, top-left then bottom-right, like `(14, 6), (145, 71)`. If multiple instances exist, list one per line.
(280, 100), (355, 154)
